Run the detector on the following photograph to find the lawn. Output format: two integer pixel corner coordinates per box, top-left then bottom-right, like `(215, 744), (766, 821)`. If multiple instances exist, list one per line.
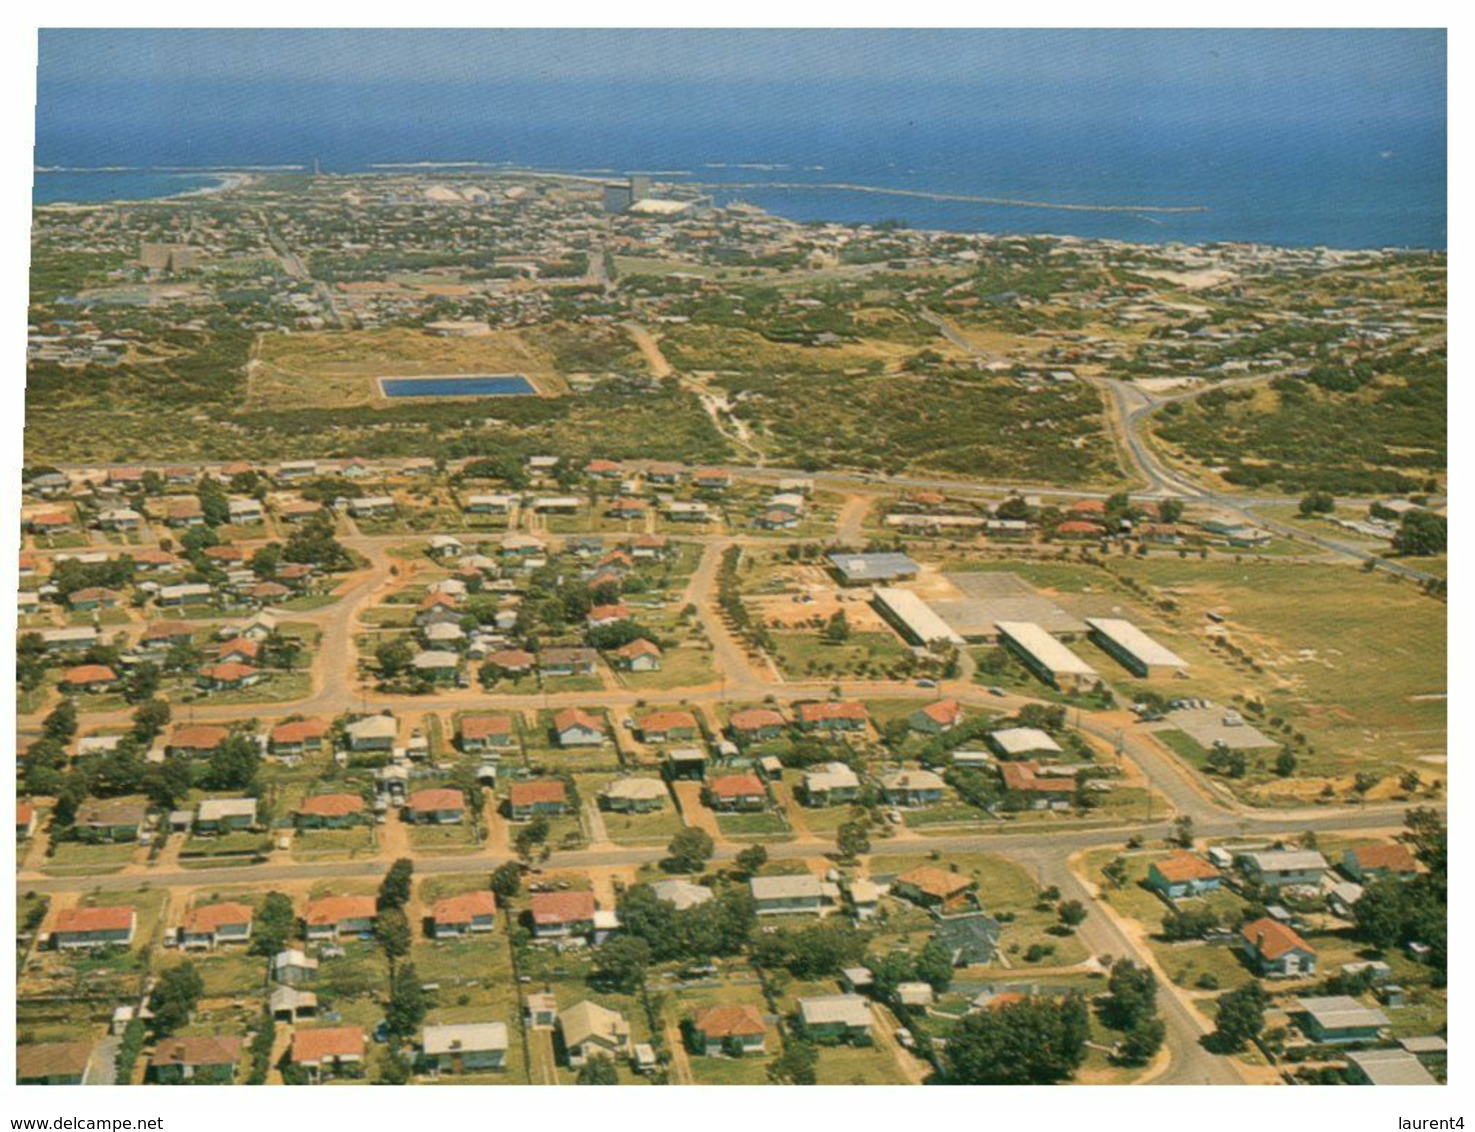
(716, 812), (792, 840)
(291, 825), (377, 860)
(769, 630), (911, 680)
(408, 821), (484, 853)
(43, 840), (139, 875)
(616, 646), (718, 691)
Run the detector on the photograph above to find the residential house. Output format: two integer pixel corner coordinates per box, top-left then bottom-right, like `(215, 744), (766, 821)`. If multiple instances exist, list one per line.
(430, 892), (498, 939)
(540, 648), (598, 678)
(270, 718), (329, 758)
(639, 709), (699, 744)
(650, 880), (713, 911)
(290, 1026), (366, 1082)
(613, 638), (662, 671)
(797, 995), (872, 1043)
(420, 1022), (509, 1075)
(295, 794), (365, 829)
(458, 714), (516, 753)
(932, 911), (1003, 966)
(553, 707), (605, 747)
(1345, 1048), (1438, 1086)
(530, 891), (597, 940)
(1294, 996), (1391, 1044)
(345, 714), (398, 752)
(404, 788), (466, 825)
(1342, 843), (1419, 882)
(706, 773), (768, 812)
(52, 905), (137, 950)
(61, 664), (118, 694)
(910, 699), (965, 735)
(751, 874), (832, 916)
(506, 780), (568, 821)
(1140, 846), (1222, 895)
(180, 902), (253, 950)
(16, 1042), (95, 1085)
(558, 1001), (631, 1067)
(987, 727), (1064, 760)
(729, 708), (786, 744)
(303, 895), (376, 941)
(149, 1037), (241, 1084)
(796, 700), (869, 733)
(999, 762), (1077, 808)
(893, 867), (977, 912)
(1239, 917), (1318, 978)
(879, 769), (946, 808)
(272, 949), (319, 986)
(167, 724), (230, 760)
(74, 799), (148, 842)
(195, 797), (257, 833)
(688, 1005), (767, 1056)
(1237, 849), (1328, 888)
(601, 778), (669, 814)
(802, 762), (862, 806)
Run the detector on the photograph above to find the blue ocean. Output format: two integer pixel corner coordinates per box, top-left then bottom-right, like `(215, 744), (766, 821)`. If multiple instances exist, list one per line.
(33, 72), (1447, 249)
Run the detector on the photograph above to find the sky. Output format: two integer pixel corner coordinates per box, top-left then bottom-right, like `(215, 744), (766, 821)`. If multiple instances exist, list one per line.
(37, 28), (1446, 126)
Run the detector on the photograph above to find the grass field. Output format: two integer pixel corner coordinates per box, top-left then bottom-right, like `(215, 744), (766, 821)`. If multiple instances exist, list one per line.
(248, 327), (563, 409)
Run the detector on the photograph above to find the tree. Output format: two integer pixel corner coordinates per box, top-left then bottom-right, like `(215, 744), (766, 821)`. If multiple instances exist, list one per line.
(124, 663), (161, 704)
(43, 699), (78, 745)
(385, 962), (429, 1038)
(1120, 1015), (1166, 1065)
(1210, 982), (1267, 1052)
(915, 939), (955, 993)
(1351, 877), (1407, 949)
(375, 907), (412, 975)
(253, 892), (297, 956)
(378, 858), (414, 911)
(375, 638), (414, 680)
(945, 996), (1089, 1084)
(822, 610), (851, 643)
(766, 1040), (818, 1085)
(592, 935), (652, 994)
(131, 698), (171, 744)
(1275, 748), (1298, 777)
(1393, 509), (1446, 556)
(514, 816), (550, 861)
(1298, 491), (1336, 517)
(666, 827), (714, 873)
(576, 1054), (619, 1085)
(374, 1047), (412, 1085)
(1057, 900), (1087, 930)
(835, 820), (871, 861)
(1101, 959), (1156, 1030)
(734, 844), (769, 877)
(1157, 499), (1184, 524)
(142, 755), (194, 811)
(149, 963), (204, 1036)
(202, 734), (260, 791)
(1171, 814), (1194, 849)
(489, 861), (522, 901)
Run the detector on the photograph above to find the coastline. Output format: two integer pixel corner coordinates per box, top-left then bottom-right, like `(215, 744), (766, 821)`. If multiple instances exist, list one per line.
(33, 169), (257, 209)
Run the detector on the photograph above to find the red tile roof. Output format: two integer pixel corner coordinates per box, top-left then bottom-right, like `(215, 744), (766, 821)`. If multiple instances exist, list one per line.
(406, 788), (465, 814)
(896, 866), (974, 900)
(640, 710), (698, 734)
(730, 708), (785, 732)
(530, 891), (596, 926)
(692, 1004), (766, 1039)
(170, 725), (229, 749)
(798, 700), (868, 724)
(1153, 851), (1221, 884)
(304, 895), (376, 927)
(709, 773), (765, 799)
(508, 780), (567, 808)
(459, 714), (513, 741)
(271, 718), (328, 745)
(554, 708), (603, 734)
(150, 1035), (241, 1069)
(1349, 843), (1418, 873)
(62, 664), (117, 685)
(433, 891), (497, 925)
(184, 902), (254, 935)
(291, 1026), (365, 1065)
(918, 699), (964, 726)
(1240, 917), (1315, 961)
(297, 794), (364, 819)
(54, 905), (135, 934)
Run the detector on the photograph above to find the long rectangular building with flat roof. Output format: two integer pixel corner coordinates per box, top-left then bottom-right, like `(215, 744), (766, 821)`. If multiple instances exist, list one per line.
(996, 621), (1097, 691)
(1085, 617), (1188, 677)
(872, 588), (965, 647)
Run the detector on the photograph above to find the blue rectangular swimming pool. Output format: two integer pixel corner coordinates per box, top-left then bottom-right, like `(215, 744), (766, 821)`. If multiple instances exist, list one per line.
(379, 374), (537, 398)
